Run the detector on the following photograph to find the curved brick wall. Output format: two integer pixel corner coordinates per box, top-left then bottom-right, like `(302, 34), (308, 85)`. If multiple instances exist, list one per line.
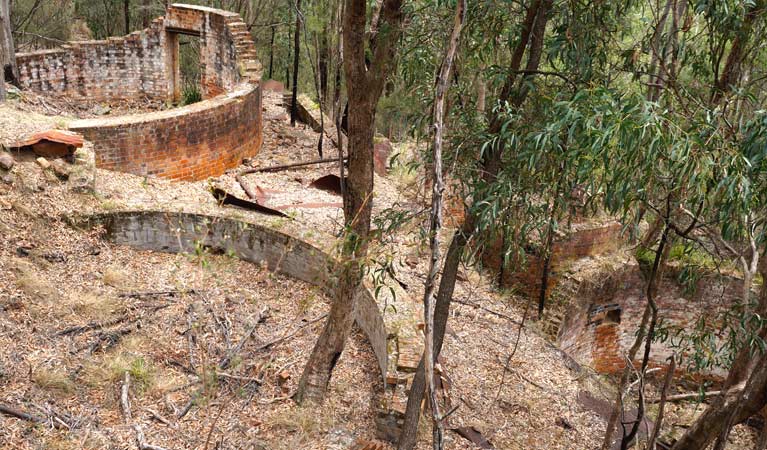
(15, 4), (263, 181)
(69, 84), (262, 181)
(483, 221), (624, 297)
(79, 211), (389, 384)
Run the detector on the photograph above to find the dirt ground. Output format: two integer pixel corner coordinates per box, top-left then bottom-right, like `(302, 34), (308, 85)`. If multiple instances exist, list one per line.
(0, 88), (758, 449)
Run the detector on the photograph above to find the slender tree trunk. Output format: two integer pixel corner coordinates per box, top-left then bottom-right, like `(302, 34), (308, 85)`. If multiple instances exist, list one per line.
(124, 0), (130, 34)
(319, 30), (329, 110)
(268, 25), (275, 79)
(295, 0), (403, 405)
(422, 1), (465, 447)
(290, 0), (302, 126)
(671, 249), (767, 449)
(711, 0), (763, 104)
(397, 1), (554, 446)
(0, 0), (18, 87)
(141, 0), (151, 28)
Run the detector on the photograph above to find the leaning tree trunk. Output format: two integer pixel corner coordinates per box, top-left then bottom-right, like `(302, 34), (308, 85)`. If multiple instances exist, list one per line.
(294, 0), (403, 405)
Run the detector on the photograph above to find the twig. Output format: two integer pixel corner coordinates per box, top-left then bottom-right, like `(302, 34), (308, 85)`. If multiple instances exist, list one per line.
(134, 424), (170, 450)
(453, 298), (522, 325)
(219, 308), (268, 369)
(646, 386), (744, 403)
(119, 289), (199, 299)
(253, 313), (327, 352)
(144, 408), (174, 427)
(216, 372), (263, 384)
(55, 314), (130, 336)
(0, 403), (68, 429)
(186, 304), (197, 371)
(121, 372), (132, 424)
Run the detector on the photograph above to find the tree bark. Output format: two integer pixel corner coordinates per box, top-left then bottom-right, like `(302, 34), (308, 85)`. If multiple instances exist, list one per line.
(711, 0), (764, 104)
(398, 3), (554, 448)
(268, 25), (275, 79)
(294, 0), (403, 405)
(0, 0), (17, 87)
(290, 0), (302, 126)
(124, 0), (130, 34)
(422, 1), (465, 447)
(670, 248), (767, 449)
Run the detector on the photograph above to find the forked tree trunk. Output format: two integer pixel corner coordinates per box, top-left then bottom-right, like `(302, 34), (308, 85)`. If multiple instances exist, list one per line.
(294, 0), (403, 405)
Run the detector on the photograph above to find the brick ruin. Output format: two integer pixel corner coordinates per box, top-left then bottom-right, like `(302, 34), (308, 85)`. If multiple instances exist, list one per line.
(557, 264), (740, 378)
(14, 4), (263, 181)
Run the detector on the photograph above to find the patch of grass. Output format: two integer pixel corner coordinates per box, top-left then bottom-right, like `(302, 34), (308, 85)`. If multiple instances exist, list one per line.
(71, 291), (122, 322)
(269, 405), (333, 437)
(80, 338), (156, 394)
(297, 288), (320, 314)
(102, 267), (131, 288)
(33, 368), (75, 395)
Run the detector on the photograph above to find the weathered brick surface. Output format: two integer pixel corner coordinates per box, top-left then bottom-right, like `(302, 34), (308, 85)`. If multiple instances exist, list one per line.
(18, 4), (265, 181)
(69, 84), (262, 181)
(82, 210), (389, 384)
(558, 264), (739, 377)
(15, 19), (169, 101)
(484, 221), (624, 297)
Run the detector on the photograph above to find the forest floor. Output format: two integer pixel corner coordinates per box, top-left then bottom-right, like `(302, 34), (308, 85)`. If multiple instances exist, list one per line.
(0, 88), (757, 449)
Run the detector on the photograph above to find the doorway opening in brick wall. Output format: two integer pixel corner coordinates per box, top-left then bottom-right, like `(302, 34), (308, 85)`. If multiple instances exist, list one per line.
(166, 29), (202, 105)
(177, 33), (202, 105)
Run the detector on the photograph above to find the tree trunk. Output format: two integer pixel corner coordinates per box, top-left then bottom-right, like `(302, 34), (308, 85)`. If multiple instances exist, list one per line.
(0, 0), (17, 87)
(295, 0), (403, 405)
(141, 0), (151, 28)
(671, 249), (767, 449)
(290, 0), (302, 126)
(268, 25), (275, 79)
(319, 30), (330, 111)
(711, 0), (763, 104)
(422, 1), (465, 447)
(397, 1), (554, 446)
(124, 0), (130, 34)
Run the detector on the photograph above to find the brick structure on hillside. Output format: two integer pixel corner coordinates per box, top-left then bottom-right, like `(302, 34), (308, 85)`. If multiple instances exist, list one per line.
(15, 4), (263, 181)
(483, 220), (624, 297)
(557, 264), (741, 377)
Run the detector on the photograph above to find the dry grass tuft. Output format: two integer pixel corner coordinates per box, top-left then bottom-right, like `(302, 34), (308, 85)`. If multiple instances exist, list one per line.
(102, 266), (132, 288)
(33, 368), (76, 395)
(269, 405), (334, 439)
(70, 290), (122, 322)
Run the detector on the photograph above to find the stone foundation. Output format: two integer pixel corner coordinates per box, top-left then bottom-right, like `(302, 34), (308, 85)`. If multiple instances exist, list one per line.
(80, 211), (389, 384)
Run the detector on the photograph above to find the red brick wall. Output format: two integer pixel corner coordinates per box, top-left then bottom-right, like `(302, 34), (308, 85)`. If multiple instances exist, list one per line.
(69, 84), (262, 181)
(558, 264), (740, 377)
(15, 19), (169, 101)
(483, 221), (624, 297)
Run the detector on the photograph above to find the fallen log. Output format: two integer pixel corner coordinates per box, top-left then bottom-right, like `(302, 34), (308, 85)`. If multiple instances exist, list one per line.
(211, 187), (287, 217)
(241, 156), (347, 173)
